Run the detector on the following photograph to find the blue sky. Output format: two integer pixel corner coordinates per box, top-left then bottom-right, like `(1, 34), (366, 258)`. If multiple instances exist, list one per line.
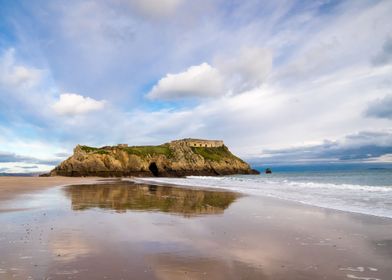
(0, 0), (391, 173)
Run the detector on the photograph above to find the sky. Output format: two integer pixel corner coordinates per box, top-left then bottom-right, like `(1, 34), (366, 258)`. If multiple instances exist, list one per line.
(0, 0), (392, 173)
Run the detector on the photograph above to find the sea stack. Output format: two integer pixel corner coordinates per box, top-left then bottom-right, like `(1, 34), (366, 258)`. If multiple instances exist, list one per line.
(48, 138), (259, 177)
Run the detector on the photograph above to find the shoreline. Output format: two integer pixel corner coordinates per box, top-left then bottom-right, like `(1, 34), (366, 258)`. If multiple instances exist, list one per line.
(1, 175), (391, 221)
(128, 176), (392, 220)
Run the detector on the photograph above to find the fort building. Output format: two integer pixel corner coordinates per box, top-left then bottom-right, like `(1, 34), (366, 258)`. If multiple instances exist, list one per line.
(171, 138), (224, 148)
(117, 144), (128, 148)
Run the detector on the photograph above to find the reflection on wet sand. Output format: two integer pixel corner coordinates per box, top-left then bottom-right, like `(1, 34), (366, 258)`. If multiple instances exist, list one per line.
(1, 182), (392, 280)
(64, 182), (239, 216)
(145, 253), (268, 280)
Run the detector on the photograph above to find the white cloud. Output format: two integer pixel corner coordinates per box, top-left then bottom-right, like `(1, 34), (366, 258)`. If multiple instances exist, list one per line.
(148, 47), (272, 100)
(52, 93), (106, 116)
(0, 48), (42, 90)
(130, 0), (183, 18)
(215, 47), (273, 92)
(273, 1), (392, 85)
(147, 63), (224, 100)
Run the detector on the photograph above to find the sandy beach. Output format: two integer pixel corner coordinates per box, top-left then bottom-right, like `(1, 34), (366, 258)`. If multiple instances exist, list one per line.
(0, 177), (391, 279)
(0, 177), (106, 202)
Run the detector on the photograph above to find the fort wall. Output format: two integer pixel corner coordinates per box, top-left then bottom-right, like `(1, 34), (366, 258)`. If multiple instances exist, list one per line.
(171, 138), (224, 148)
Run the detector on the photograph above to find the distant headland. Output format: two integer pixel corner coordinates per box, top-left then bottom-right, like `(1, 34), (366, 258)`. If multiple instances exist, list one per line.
(47, 138), (259, 177)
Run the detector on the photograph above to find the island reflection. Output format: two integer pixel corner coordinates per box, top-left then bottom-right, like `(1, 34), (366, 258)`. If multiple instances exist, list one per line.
(64, 182), (239, 217)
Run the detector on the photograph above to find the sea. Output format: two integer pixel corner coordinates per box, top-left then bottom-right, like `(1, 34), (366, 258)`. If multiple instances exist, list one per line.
(133, 163), (392, 219)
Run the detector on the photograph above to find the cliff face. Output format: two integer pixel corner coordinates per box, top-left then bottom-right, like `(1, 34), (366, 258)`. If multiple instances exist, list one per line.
(49, 139), (259, 177)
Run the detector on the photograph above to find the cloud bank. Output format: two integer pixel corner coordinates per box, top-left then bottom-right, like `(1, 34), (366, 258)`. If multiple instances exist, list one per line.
(372, 36), (392, 66)
(365, 95), (392, 120)
(252, 130), (392, 164)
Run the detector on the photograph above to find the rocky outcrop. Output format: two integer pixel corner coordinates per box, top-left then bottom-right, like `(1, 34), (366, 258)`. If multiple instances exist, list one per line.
(48, 139), (259, 177)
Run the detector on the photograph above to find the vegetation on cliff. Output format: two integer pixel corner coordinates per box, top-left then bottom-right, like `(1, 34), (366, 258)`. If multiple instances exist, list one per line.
(191, 146), (244, 162)
(122, 145), (173, 158)
(81, 144), (173, 157)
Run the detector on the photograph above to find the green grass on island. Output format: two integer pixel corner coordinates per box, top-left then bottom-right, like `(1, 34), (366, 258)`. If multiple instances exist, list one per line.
(191, 146), (243, 162)
(79, 144), (242, 162)
(122, 145), (173, 158)
(79, 145), (100, 153)
(80, 144), (173, 157)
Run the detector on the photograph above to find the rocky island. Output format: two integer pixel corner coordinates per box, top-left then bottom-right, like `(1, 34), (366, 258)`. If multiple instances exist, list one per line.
(49, 138), (259, 177)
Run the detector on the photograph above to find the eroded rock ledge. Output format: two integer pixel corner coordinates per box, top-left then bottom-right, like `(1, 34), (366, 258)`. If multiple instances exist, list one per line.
(48, 138), (259, 177)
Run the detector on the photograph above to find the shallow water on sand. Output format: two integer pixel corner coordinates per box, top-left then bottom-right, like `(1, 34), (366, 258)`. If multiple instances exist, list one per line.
(134, 170), (392, 218)
(1, 181), (392, 280)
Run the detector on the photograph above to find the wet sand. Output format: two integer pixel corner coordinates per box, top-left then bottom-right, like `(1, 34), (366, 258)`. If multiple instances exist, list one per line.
(0, 177), (106, 202)
(0, 178), (391, 279)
